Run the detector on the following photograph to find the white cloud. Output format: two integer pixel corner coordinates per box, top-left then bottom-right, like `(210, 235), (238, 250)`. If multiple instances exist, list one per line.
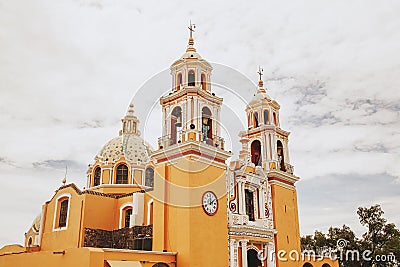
(0, 0), (399, 246)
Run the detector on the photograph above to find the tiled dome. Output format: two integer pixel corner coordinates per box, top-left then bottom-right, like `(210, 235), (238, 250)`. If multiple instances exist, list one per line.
(97, 134), (153, 165)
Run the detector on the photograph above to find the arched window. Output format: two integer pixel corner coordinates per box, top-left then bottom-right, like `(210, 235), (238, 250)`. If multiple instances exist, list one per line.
(273, 112), (277, 125)
(58, 198), (69, 228)
(53, 194), (71, 231)
(247, 249), (261, 267)
(145, 167), (154, 188)
(322, 264), (331, 267)
(253, 111), (259, 127)
(277, 140), (286, 171)
(303, 263), (313, 267)
(188, 70), (195, 86)
(251, 140), (262, 166)
(245, 189), (255, 221)
(176, 73), (182, 91)
(171, 106), (182, 145)
(93, 167), (101, 186)
(116, 164), (129, 184)
(123, 207), (132, 228)
(152, 263), (169, 267)
(202, 107), (212, 144)
(264, 109), (269, 125)
(201, 73), (206, 90)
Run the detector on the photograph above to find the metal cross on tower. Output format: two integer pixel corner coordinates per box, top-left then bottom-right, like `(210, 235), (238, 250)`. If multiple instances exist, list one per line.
(188, 20), (196, 38)
(257, 66), (264, 80)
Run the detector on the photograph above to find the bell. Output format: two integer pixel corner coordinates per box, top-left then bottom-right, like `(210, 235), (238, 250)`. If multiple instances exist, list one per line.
(175, 116), (182, 127)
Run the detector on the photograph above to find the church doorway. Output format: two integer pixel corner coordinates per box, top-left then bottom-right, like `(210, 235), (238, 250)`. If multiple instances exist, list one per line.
(247, 249), (262, 267)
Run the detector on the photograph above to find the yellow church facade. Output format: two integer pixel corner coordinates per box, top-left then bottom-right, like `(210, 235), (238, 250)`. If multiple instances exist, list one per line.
(0, 29), (338, 267)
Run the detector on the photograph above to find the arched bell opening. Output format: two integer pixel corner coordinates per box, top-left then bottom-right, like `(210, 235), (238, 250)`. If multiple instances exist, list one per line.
(201, 73), (207, 90)
(253, 111), (259, 128)
(263, 109), (269, 125)
(176, 73), (182, 91)
(277, 140), (286, 171)
(251, 140), (262, 166)
(188, 70), (195, 86)
(171, 106), (182, 145)
(201, 107), (213, 144)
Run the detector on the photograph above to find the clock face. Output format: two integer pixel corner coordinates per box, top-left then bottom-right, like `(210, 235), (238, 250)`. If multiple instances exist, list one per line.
(202, 191), (218, 216)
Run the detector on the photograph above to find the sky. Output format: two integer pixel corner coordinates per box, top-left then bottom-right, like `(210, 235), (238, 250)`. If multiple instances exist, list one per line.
(0, 0), (399, 247)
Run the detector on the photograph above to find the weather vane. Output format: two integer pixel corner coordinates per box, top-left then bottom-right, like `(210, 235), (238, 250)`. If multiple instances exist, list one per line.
(188, 20), (196, 38)
(257, 66), (264, 80)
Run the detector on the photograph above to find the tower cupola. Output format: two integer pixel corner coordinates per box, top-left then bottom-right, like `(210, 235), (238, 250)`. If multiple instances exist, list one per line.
(237, 68), (293, 174)
(157, 23), (226, 153)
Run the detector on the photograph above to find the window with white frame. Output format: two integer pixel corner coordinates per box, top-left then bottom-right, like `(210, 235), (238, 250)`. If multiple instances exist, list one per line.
(53, 193), (71, 231)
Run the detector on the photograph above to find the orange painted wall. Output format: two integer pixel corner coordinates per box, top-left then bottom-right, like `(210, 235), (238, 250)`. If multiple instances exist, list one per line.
(152, 156), (229, 267)
(40, 187), (83, 251)
(39, 186), (144, 251)
(271, 183), (301, 267)
(82, 194), (117, 232)
(102, 169), (111, 184)
(0, 248), (177, 267)
(134, 170), (143, 184)
(299, 258), (339, 267)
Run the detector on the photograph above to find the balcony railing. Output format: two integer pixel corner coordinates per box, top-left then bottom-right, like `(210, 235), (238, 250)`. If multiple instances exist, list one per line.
(158, 130), (225, 150)
(277, 162), (294, 175)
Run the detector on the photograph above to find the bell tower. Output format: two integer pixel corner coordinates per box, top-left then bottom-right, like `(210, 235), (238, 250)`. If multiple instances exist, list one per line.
(229, 71), (301, 267)
(158, 24), (224, 150)
(151, 23), (231, 267)
(242, 76), (292, 174)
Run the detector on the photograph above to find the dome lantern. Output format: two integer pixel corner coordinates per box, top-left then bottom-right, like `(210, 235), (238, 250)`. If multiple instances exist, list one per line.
(121, 104), (140, 136)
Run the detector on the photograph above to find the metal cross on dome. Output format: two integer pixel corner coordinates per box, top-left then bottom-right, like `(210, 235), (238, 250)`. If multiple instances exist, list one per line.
(188, 20), (196, 38)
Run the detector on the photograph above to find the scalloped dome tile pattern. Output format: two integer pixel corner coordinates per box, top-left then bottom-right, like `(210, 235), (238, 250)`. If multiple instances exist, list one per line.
(97, 134), (153, 164)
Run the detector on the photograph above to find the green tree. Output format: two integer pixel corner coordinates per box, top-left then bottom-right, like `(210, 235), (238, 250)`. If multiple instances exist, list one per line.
(357, 205), (399, 266)
(326, 225), (359, 267)
(301, 205), (400, 267)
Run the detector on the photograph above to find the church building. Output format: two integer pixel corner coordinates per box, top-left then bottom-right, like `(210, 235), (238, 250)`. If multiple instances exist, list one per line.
(0, 26), (338, 267)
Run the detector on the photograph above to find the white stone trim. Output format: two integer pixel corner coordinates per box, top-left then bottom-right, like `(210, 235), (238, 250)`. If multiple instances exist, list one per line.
(52, 193), (71, 232)
(147, 199), (154, 225)
(241, 240), (249, 267)
(119, 202), (133, 229)
(247, 243), (260, 252)
(37, 205), (46, 246)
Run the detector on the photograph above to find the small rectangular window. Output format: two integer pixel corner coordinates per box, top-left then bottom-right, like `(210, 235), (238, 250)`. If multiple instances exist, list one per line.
(245, 189), (255, 221)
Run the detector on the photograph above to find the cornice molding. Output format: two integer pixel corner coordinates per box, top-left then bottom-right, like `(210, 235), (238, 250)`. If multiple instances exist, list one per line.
(267, 170), (299, 187)
(151, 140), (231, 166)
